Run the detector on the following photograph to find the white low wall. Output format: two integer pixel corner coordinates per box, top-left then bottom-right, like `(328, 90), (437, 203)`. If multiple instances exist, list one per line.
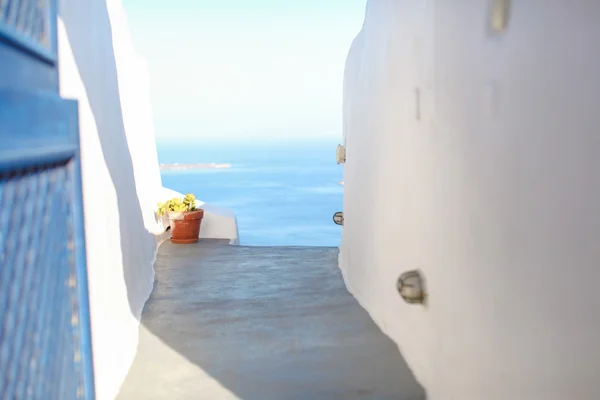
(159, 187), (240, 245)
(58, 0), (164, 398)
(341, 1), (600, 399)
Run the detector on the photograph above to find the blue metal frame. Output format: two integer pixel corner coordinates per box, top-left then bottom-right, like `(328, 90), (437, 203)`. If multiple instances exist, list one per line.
(0, 0), (96, 395)
(0, 89), (96, 399)
(0, 90), (77, 172)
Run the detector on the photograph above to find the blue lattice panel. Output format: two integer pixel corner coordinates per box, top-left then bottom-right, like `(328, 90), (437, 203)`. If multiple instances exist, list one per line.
(0, 162), (85, 399)
(0, 0), (50, 45)
(0, 0), (55, 62)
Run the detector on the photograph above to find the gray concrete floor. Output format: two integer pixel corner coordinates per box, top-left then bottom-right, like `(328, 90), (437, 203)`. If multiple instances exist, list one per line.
(117, 240), (425, 400)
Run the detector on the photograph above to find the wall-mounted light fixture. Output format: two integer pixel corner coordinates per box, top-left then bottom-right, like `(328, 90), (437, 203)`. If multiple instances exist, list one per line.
(333, 211), (344, 226)
(336, 144), (346, 164)
(397, 270), (426, 305)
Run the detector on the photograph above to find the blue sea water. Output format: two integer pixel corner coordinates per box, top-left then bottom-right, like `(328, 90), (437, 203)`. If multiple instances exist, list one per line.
(157, 139), (343, 247)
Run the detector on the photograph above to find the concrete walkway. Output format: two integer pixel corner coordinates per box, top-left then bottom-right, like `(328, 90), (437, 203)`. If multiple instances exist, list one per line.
(117, 240), (425, 400)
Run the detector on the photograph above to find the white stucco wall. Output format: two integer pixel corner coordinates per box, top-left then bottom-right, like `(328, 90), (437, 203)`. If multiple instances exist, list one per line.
(341, 1), (600, 399)
(58, 3), (240, 397)
(58, 0), (164, 398)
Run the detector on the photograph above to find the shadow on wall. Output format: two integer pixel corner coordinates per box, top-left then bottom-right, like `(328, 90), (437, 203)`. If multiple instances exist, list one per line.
(59, 0), (154, 320)
(118, 243), (427, 400)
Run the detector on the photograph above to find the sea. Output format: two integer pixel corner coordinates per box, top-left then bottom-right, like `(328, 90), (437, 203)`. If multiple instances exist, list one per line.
(156, 138), (343, 247)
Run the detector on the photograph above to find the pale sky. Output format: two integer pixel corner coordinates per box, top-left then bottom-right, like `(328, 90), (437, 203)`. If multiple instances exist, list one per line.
(122, 0), (366, 140)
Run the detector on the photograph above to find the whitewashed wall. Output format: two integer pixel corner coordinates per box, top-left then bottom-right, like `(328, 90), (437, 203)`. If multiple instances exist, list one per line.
(341, 1), (600, 399)
(58, 0), (164, 398)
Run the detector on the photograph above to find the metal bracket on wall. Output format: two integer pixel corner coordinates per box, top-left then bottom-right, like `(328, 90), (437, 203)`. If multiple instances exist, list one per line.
(333, 212), (344, 226)
(336, 144), (346, 164)
(397, 270), (427, 305)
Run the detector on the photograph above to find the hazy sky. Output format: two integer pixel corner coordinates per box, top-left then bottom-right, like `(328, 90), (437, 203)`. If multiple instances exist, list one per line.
(122, 0), (366, 141)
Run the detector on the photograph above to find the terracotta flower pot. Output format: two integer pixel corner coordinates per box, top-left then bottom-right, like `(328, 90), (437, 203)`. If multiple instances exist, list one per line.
(168, 210), (204, 244)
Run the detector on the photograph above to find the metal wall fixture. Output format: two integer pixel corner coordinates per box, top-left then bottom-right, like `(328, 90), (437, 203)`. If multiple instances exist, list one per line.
(397, 270), (426, 305)
(332, 211), (344, 226)
(336, 144), (346, 164)
(490, 0), (510, 34)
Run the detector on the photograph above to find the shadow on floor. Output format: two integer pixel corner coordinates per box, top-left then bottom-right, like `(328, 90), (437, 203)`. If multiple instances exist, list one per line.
(118, 241), (426, 400)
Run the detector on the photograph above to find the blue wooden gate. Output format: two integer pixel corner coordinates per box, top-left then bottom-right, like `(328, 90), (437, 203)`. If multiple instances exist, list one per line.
(0, 1), (96, 399)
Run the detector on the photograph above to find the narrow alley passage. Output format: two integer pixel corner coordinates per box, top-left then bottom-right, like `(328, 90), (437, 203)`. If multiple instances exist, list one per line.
(117, 240), (424, 400)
